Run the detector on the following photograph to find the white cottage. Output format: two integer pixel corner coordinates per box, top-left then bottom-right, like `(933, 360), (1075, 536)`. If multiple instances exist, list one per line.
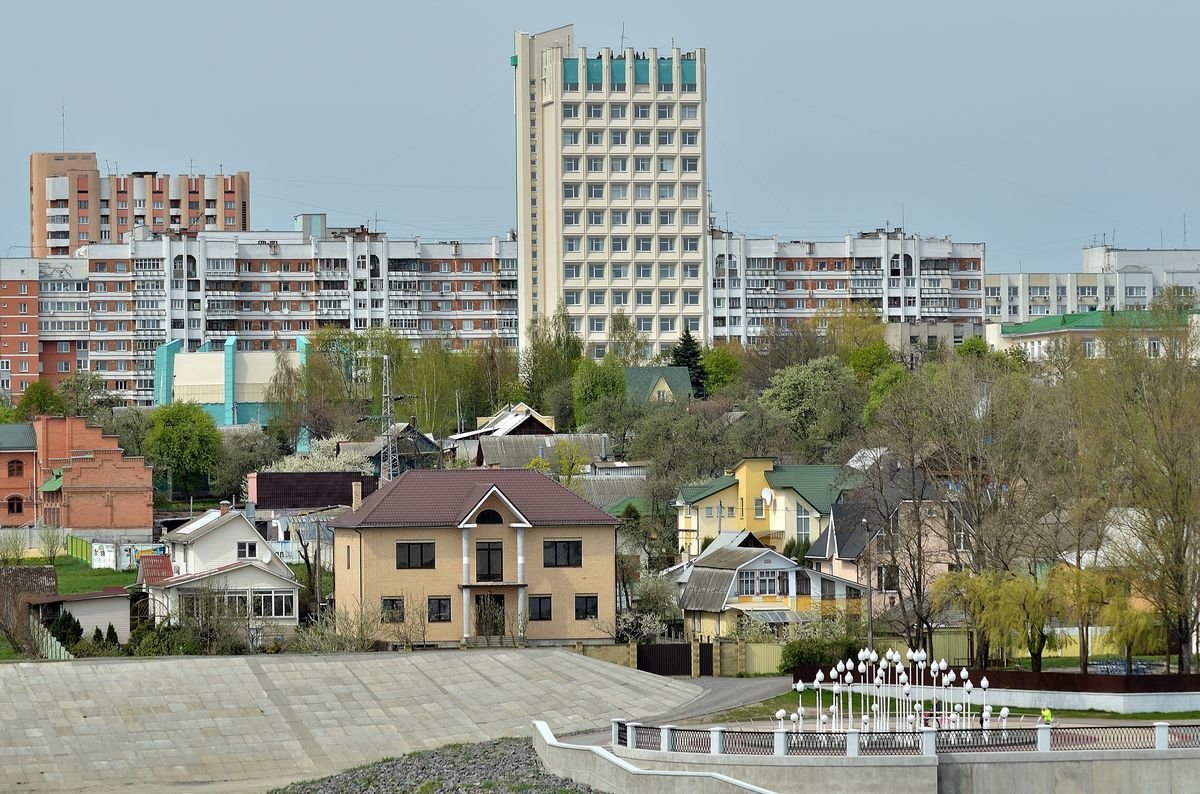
(145, 505), (301, 633)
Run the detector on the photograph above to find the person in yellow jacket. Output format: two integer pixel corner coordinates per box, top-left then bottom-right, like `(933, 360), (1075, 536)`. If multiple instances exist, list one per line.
(1040, 707), (1053, 725)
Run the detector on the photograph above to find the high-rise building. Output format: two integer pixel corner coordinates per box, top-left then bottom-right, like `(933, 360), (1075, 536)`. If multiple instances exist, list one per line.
(29, 152), (250, 257)
(984, 245), (1200, 323)
(708, 229), (985, 344)
(513, 25), (708, 357)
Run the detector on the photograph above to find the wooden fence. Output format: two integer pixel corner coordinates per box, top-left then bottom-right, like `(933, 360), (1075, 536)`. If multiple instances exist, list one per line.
(28, 615), (73, 661)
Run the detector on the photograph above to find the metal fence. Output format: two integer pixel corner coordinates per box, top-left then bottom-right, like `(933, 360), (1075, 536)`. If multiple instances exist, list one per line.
(612, 720), (1200, 758)
(28, 615), (73, 661)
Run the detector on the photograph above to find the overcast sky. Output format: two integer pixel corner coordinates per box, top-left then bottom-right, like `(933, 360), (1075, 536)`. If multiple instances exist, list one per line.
(2, 1), (1195, 272)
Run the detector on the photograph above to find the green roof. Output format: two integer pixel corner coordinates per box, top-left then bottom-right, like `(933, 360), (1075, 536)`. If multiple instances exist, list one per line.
(1001, 310), (1191, 337)
(40, 468), (63, 493)
(624, 366), (694, 404)
(0, 423), (36, 452)
(678, 475), (738, 505)
(764, 465), (858, 515)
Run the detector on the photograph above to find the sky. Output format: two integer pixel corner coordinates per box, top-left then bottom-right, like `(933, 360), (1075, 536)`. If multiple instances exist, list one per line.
(1, 1), (1196, 272)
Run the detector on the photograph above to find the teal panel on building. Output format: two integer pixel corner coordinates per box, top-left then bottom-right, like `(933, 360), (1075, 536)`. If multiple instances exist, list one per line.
(153, 339), (182, 407)
(681, 59), (696, 85)
(223, 337), (237, 426)
(633, 58), (649, 84)
(610, 58), (626, 86)
(586, 57), (603, 85)
(657, 58), (673, 87)
(562, 57), (578, 85)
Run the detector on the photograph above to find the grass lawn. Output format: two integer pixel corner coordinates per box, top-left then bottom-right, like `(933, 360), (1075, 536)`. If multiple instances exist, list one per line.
(0, 634), (19, 661)
(288, 563), (333, 599)
(19, 556), (136, 594)
(684, 688), (1200, 726)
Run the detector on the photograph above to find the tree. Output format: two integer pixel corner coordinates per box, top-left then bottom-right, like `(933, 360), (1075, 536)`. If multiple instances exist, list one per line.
(211, 429), (281, 502)
(700, 345), (743, 395)
(607, 310), (649, 367)
(524, 439), (590, 491)
(583, 393), (644, 459)
(56, 371), (118, 422)
(143, 403), (223, 497)
(737, 321), (831, 390)
(102, 408), (151, 457)
(265, 435), (372, 475)
(846, 342), (894, 383)
(760, 356), (865, 463)
(632, 573), (680, 627)
(0, 528), (27, 566)
(824, 305), (886, 363)
(669, 326), (705, 398)
(1045, 563), (1110, 672)
(983, 573), (1063, 672)
(862, 363), (907, 425)
(542, 378), (576, 431)
(521, 305), (582, 412)
(572, 355), (626, 427)
(104, 623), (119, 646)
(1100, 595), (1159, 675)
(37, 523), (66, 565)
(932, 569), (1002, 667)
(15, 380), (64, 420)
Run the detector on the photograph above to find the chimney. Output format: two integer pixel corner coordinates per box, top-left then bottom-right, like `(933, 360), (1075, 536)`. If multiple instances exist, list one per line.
(219, 500), (231, 516)
(352, 481), (363, 512)
(601, 433), (609, 461)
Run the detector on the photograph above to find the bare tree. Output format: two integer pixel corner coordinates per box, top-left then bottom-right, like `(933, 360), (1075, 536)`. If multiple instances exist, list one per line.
(37, 524), (66, 566)
(0, 528), (28, 566)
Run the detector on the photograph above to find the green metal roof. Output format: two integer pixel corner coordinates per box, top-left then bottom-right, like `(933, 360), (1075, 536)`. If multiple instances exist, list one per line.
(624, 366), (694, 404)
(764, 465), (858, 515)
(1000, 310), (1191, 337)
(39, 468), (63, 493)
(678, 475), (738, 505)
(0, 423), (36, 452)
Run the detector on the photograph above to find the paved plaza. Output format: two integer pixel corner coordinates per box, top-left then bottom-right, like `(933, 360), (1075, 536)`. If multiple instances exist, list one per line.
(0, 648), (703, 793)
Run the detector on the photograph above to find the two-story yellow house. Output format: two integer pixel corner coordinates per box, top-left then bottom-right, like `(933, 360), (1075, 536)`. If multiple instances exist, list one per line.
(333, 469), (620, 646)
(675, 459), (857, 555)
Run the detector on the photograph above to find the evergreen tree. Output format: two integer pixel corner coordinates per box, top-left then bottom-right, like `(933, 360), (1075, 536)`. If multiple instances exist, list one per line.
(105, 623), (119, 646)
(92, 626), (104, 644)
(669, 327), (705, 398)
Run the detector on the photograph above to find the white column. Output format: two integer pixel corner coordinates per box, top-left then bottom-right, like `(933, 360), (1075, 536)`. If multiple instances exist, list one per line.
(461, 527), (471, 640)
(846, 728), (860, 757)
(1036, 724), (1051, 753)
(1155, 721), (1169, 751)
(709, 727), (723, 755)
(516, 526), (526, 628)
(773, 728), (787, 756)
(661, 725), (673, 753)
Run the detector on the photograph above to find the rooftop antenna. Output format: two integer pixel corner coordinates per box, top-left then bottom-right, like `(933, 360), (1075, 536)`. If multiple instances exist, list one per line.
(1184, 214), (1188, 249)
(619, 22), (626, 50)
(60, 99), (65, 152)
(188, 158), (195, 177)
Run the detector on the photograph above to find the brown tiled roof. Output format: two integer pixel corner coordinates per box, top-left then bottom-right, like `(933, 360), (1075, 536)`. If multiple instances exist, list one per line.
(136, 555), (174, 585)
(26, 587), (130, 606)
(333, 469), (620, 529)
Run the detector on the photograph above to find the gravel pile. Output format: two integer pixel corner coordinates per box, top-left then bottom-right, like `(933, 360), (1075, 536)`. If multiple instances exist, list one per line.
(270, 737), (596, 793)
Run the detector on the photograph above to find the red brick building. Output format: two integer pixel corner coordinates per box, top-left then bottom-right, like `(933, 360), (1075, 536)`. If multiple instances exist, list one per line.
(0, 418), (152, 533)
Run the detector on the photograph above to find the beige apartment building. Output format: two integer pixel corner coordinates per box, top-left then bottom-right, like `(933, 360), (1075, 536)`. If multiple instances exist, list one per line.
(514, 25), (708, 356)
(333, 469), (619, 645)
(29, 152), (249, 256)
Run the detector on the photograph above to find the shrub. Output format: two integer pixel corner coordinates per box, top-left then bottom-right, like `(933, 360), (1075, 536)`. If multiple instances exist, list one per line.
(779, 637), (859, 674)
(50, 610), (84, 647)
(105, 623), (119, 646)
(92, 626), (104, 645)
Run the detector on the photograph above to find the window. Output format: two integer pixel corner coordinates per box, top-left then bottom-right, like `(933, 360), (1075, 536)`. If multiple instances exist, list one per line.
(682, 157), (699, 173)
(634, 130), (651, 146)
(396, 542), (435, 569)
(637, 316), (653, 332)
(610, 157), (627, 173)
(237, 541), (258, 559)
(589, 317), (606, 333)
(658, 157), (675, 173)
(635, 210), (652, 225)
(658, 184), (675, 200)
(877, 565), (900, 592)
(587, 130), (603, 146)
(659, 317), (676, 332)
(588, 184), (604, 199)
(657, 103), (673, 119)
(659, 263), (676, 279)
(684, 289), (700, 306)
(562, 156), (580, 172)
(564, 290), (580, 306)
(659, 210), (676, 225)
(659, 237), (676, 253)
(682, 130), (698, 146)
(563, 183), (580, 199)
(574, 594), (599, 620)
(587, 103), (603, 119)
(564, 263), (581, 279)
(564, 210), (580, 225)
(562, 103), (579, 119)
(636, 290), (653, 306)
(529, 596), (552, 621)
(611, 183), (628, 200)
(544, 539), (582, 567)
(6, 460), (21, 478)
(682, 103), (698, 119)
(428, 597), (451, 622)
(684, 263), (700, 279)
(611, 237), (628, 253)
(634, 184), (652, 199)
(477, 541), (503, 582)
(589, 236), (605, 253)
(589, 290), (605, 306)
(381, 597), (405, 622)
(562, 130), (579, 146)
(589, 262), (606, 279)
(754, 498), (765, 518)
(738, 570), (756, 596)
(634, 103), (650, 119)
(564, 237), (581, 253)
(611, 130), (627, 145)
(634, 157), (651, 173)
(657, 130), (675, 145)
(612, 263), (629, 278)
(636, 237), (653, 253)
(797, 510), (810, 540)
(610, 103), (627, 119)
(5, 495), (21, 515)
(251, 590), (295, 618)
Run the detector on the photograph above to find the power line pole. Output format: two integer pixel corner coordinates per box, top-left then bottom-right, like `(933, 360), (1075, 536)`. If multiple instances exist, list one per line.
(381, 354), (397, 482)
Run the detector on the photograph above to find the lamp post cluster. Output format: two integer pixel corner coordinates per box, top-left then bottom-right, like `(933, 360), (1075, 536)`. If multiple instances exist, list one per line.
(783, 646), (1001, 733)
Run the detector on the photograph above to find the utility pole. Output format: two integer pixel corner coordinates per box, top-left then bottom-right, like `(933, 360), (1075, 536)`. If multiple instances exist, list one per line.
(863, 517), (874, 648)
(380, 354), (397, 482)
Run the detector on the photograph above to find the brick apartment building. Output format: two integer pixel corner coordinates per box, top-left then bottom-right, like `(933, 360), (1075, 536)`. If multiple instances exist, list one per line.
(29, 152), (249, 257)
(0, 417), (152, 532)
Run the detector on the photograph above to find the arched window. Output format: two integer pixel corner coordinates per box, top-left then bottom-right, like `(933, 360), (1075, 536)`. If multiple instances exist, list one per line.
(7, 496), (22, 515)
(476, 509), (503, 525)
(7, 460), (22, 478)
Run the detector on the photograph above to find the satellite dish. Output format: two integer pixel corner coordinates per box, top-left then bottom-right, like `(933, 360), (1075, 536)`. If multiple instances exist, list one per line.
(260, 549), (273, 564)
(761, 487), (773, 506)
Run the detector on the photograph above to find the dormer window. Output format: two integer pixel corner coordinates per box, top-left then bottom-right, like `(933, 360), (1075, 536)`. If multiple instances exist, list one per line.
(237, 541), (257, 559)
(476, 509), (503, 525)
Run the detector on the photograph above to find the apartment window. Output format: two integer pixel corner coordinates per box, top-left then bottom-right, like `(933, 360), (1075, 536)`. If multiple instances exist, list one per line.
(611, 130), (627, 145)
(56, 361), (70, 373)
(612, 290), (629, 306)
(237, 541), (258, 559)
(563, 156), (580, 173)
(636, 289), (653, 306)
(589, 290), (605, 306)
(529, 596), (552, 621)
(564, 263), (581, 279)
(634, 103), (650, 119)
(634, 130), (651, 146)
(587, 184), (604, 199)
(564, 210), (580, 225)
(634, 157), (651, 173)
(683, 210), (700, 226)
(659, 264), (676, 279)
(588, 210), (605, 225)
(660, 289), (676, 306)
(611, 210), (628, 225)
(78, 200), (88, 209)
(612, 263), (629, 278)
(589, 317), (606, 333)
(588, 236), (605, 252)
(563, 183), (580, 199)
(659, 237), (676, 253)
(658, 184), (675, 200)
(544, 539), (583, 567)
(381, 598), (404, 622)
(563, 103), (579, 119)
(564, 290), (580, 306)
(684, 263), (700, 279)
(637, 316), (653, 332)
(562, 130), (579, 146)
(682, 130), (698, 146)
(683, 237), (700, 252)
(587, 103), (603, 119)
(610, 183), (628, 200)
(574, 595), (599, 620)
(476, 541), (503, 582)
(610, 103), (627, 119)
(611, 237), (628, 253)
(587, 130), (603, 146)
(658, 157), (675, 173)
(564, 237), (581, 253)
(589, 262), (606, 279)
(684, 289), (700, 305)
(657, 130), (675, 145)
(396, 542), (435, 569)
(610, 156), (627, 173)
(636, 237), (653, 253)
(682, 103), (698, 119)
(428, 597), (451, 622)
(637, 263), (653, 279)
(659, 317), (677, 332)
(634, 184), (652, 199)
(659, 210), (676, 225)
(682, 157), (699, 173)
